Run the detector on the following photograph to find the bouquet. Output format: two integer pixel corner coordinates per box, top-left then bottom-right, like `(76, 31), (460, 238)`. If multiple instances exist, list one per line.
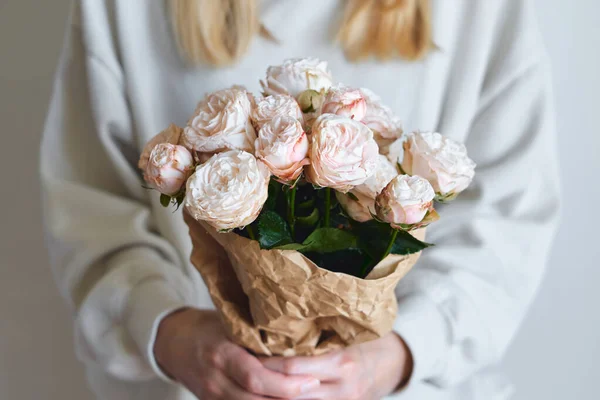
(139, 58), (475, 356)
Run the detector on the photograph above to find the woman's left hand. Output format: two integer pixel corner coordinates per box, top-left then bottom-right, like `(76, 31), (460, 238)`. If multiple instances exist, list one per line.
(261, 332), (413, 400)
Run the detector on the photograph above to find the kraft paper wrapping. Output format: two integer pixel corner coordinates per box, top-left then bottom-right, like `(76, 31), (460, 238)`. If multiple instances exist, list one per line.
(183, 209), (424, 356)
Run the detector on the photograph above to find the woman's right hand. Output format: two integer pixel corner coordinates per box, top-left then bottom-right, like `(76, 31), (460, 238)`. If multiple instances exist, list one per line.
(154, 308), (320, 399)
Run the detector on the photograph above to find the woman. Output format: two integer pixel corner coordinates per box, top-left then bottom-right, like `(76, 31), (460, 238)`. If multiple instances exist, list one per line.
(40, 0), (559, 399)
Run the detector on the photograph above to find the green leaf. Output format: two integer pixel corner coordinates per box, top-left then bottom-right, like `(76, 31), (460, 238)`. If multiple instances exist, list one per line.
(353, 219), (432, 258)
(297, 198), (315, 211)
(275, 243), (305, 251)
(389, 229), (433, 255)
(160, 194), (171, 207)
(296, 208), (319, 227)
(257, 210), (293, 249)
(275, 228), (357, 253)
(353, 220), (389, 258)
(264, 179), (282, 211)
(306, 249), (371, 277)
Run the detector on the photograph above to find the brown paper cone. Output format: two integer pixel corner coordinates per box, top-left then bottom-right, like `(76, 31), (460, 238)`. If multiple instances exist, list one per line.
(183, 209), (424, 356)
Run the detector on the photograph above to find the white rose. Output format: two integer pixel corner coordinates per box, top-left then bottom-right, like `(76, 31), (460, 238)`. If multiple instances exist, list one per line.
(354, 155), (399, 198)
(251, 95), (304, 130)
(375, 175), (435, 227)
(401, 132), (476, 200)
(321, 85), (367, 121)
(306, 114), (379, 192)
(360, 88), (404, 154)
(138, 124), (183, 171)
(255, 116), (309, 183)
(181, 88), (256, 154)
(185, 151), (270, 231)
(261, 58), (333, 98)
(144, 143), (194, 196)
(337, 155), (398, 222)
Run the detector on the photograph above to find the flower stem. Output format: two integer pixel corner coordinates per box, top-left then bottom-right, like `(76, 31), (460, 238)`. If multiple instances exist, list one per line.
(381, 228), (399, 261)
(246, 225), (256, 241)
(324, 187), (331, 227)
(287, 186), (297, 237)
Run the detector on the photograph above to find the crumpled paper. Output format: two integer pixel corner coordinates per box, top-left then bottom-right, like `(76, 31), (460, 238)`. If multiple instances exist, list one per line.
(183, 209), (424, 356)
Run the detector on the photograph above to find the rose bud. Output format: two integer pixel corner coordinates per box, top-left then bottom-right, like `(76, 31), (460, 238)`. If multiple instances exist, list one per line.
(251, 95), (304, 130)
(306, 114), (379, 192)
(336, 155), (398, 222)
(181, 88), (256, 154)
(138, 124), (183, 171)
(321, 85), (367, 121)
(185, 151), (270, 231)
(255, 116), (309, 183)
(296, 89), (325, 132)
(401, 132), (476, 201)
(297, 89), (325, 114)
(375, 174), (436, 228)
(359, 88), (404, 155)
(144, 143), (194, 196)
(261, 57), (333, 98)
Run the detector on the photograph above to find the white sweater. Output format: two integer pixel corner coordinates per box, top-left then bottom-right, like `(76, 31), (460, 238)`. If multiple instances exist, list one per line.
(40, 1), (560, 399)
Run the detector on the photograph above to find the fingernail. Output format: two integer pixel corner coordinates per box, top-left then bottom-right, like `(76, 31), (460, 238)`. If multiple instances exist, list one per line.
(300, 379), (320, 393)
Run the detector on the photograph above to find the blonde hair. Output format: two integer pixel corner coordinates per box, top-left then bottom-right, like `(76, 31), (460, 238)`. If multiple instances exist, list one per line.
(169, 0), (432, 67)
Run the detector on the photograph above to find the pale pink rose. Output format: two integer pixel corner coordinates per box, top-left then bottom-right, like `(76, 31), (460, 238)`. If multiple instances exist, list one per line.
(401, 132), (476, 200)
(336, 191), (374, 222)
(359, 88), (404, 154)
(181, 88), (256, 154)
(337, 155), (398, 222)
(321, 85), (367, 121)
(261, 58), (333, 98)
(306, 114), (379, 192)
(144, 143), (194, 196)
(384, 138), (405, 165)
(354, 155), (399, 198)
(375, 175), (435, 228)
(138, 124), (183, 171)
(251, 95), (304, 129)
(185, 151), (270, 231)
(255, 116), (309, 183)
(230, 84), (255, 104)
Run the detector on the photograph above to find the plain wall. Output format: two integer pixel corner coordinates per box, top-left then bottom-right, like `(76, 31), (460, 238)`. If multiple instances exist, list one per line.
(0, 1), (598, 399)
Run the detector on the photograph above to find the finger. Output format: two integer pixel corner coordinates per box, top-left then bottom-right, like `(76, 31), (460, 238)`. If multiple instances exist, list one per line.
(200, 369), (271, 400)
(261, 351), (354, 381)
(223, 346), (320, 398)
(291, 383), (342, 400)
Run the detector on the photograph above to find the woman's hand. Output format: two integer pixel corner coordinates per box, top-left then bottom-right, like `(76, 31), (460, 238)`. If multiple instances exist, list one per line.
(261, 333), (413, 400)
(154, 308), (320, 399)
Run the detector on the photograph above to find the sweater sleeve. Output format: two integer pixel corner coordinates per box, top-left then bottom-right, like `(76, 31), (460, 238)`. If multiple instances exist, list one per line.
(392, 2), (561, 389)
(40, 4), (195, 382)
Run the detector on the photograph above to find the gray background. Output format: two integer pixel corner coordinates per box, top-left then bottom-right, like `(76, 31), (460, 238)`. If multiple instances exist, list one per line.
(0, 1), (598, 399)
